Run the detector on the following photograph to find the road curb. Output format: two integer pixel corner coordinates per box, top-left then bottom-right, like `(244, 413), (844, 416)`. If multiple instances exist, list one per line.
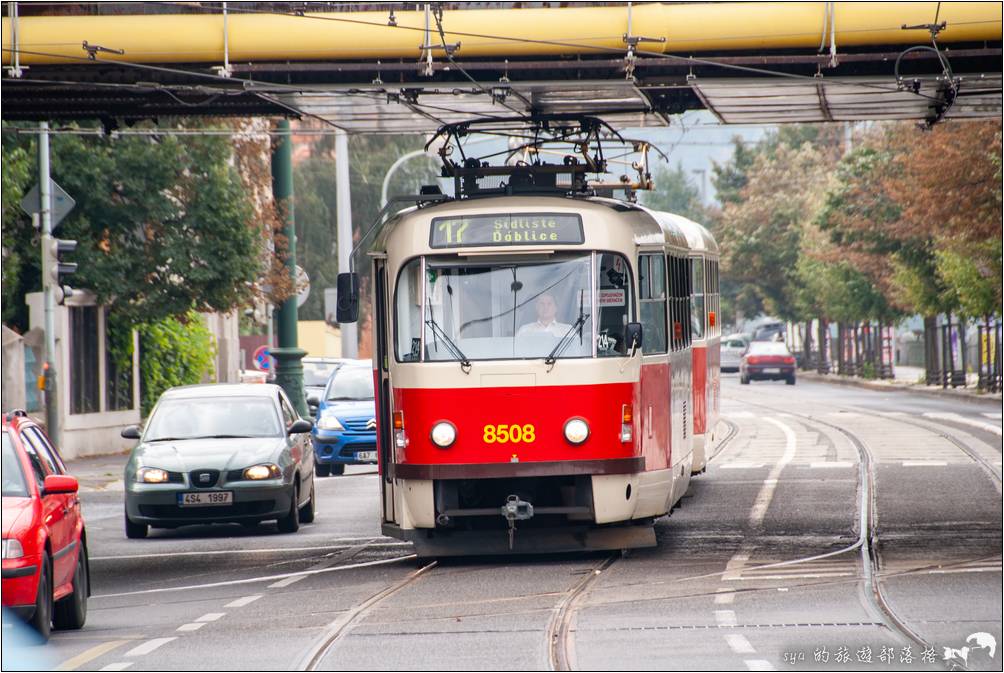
(798, 370), (1003, 406)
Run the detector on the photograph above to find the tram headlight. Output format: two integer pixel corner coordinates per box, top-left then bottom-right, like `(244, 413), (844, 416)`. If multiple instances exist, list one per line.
(563, 418), (590, 445)
(430, 421), (457, 448)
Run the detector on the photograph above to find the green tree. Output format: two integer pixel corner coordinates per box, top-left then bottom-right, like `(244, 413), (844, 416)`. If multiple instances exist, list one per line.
(3, 127), (264, 330)
(642, 163), (707, 222)
(1, 135), (33, 324)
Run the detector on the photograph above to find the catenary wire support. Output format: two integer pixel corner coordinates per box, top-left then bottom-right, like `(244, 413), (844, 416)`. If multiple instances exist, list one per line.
(81, 41), (125, 60)
(5, 2), (24, 78)
(212, 2), (232, 78)
(419, 3), (434, 76)
(622, 2), (665, 81)
(896, 13), (959, 128)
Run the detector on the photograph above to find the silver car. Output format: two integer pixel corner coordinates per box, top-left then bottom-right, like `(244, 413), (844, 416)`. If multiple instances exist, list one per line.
(721, 334), (749, 372)
(121, 384), (315, 538)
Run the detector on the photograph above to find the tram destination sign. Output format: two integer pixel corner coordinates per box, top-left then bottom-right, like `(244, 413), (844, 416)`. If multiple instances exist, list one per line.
(430, 213), (584, 248)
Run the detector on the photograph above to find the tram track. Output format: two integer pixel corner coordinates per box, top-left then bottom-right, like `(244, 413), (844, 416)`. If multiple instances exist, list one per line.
(735, 396), (970, 668)
(299, 560), (437, 671)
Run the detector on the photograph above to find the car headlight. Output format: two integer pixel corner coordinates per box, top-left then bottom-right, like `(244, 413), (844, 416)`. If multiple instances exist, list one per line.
(563, 418), (590, 445)
(243, 463), (282, 480)
(430, 421), (457, 448)
(2, 539), (24, 560)
(137, 467), (170, 484)
(316, 415), (344, 431)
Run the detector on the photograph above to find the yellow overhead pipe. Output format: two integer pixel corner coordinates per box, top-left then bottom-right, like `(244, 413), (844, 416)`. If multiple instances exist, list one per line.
(2, 2), (1001, 67)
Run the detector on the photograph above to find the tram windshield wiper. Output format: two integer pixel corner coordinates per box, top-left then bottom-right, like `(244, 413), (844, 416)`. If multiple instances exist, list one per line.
(544, 292), (589, 367)
(425, 300), (472, 371)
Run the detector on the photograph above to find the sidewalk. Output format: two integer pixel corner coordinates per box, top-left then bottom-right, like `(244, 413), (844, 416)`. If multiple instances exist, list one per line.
(799, 369), (1002, 405)
(65, 450), (129, 492)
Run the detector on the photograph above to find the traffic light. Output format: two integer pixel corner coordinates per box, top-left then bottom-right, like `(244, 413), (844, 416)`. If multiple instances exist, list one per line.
(42, 235), (77, 304)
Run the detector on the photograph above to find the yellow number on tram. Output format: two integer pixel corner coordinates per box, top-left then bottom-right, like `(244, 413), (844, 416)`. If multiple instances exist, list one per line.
(482, 424), (535, 444)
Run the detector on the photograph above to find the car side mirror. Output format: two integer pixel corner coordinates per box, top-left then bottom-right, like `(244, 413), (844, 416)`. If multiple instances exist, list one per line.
(288, 419), (313, 435)
(43, 474), (78, 495)
(306, 394), (320, 407)
(625, 322), (643, 351)
(336, 272), (359, 324)
(121, 425), (141, 440)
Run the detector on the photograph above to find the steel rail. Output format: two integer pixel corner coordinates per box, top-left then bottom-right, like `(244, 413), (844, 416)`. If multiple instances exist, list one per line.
(736, 397), (954, 669)
(298, 560), (438, 671)
(547, 554), (618, 671)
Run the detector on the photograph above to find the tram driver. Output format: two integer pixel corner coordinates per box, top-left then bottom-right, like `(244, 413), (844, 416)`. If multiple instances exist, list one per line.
(517, 293), (572, 338)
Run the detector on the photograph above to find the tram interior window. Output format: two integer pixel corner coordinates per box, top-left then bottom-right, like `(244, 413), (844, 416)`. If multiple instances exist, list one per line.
(667, 255), (680, 351)
(596, 253), (632, 357)
(395, 259), (424, 362)
(639, 254), (667, 354)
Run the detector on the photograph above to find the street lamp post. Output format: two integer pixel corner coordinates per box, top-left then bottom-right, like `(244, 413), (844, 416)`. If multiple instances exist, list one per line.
(270, 119), (308, 416)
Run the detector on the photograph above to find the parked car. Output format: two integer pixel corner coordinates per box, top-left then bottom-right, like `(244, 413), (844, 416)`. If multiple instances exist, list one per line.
(2, 411), (89, 641)
(121, 384), (315, 538)
(309, 361), (376, 476)
(303, 357), (349, 418)
(740, 341), (797, 385)
(720, 334), (750, 372)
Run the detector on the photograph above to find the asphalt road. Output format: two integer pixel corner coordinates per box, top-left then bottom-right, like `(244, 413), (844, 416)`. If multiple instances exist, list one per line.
(16, 377), (1003, 671)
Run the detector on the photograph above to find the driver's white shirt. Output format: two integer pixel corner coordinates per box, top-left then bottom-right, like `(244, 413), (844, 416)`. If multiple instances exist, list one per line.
(517, 320), (572, 337)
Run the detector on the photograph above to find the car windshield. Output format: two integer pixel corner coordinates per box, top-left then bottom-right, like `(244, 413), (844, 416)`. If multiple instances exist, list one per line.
(326, 367), (374, 401)
(726, 340), (747, 348)
(395, 253), (633, 362)
(2, 432), (29, 497)
(303, 361), (339, 387)
(748, 342), (790, 355)
(143, 397), (283, 441)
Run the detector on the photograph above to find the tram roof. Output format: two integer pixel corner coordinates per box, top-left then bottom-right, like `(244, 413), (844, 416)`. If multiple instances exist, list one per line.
(371, 195), (693, 253)
(651, 212), (719, 256)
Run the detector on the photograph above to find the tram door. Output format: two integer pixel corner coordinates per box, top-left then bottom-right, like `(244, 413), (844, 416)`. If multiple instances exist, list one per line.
(373, 260), (395, 522)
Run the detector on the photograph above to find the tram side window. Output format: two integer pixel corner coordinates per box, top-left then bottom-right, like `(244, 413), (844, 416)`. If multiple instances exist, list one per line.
(691, 256), (705, 340)
(684, 257), (694, 348)
(395, 259), (424, 362)
(668, 254), (684, 351)
(638, 254), (667, 354)
(596, 253), (633, 357)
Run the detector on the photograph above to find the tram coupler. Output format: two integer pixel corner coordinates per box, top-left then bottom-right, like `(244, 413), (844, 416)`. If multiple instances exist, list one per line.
(501, 495), (534, 550)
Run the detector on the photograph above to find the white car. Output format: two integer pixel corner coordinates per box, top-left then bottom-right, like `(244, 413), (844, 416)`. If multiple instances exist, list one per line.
(721, 334), (749, 372)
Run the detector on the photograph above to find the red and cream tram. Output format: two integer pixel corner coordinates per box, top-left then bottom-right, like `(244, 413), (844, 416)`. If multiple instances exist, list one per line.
(672, 216), (722, 474)
(339, 194), (725, 555)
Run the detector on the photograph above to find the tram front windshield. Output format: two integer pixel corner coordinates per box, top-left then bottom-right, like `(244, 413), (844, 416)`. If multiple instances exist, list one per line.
(396, 253), (632, 362)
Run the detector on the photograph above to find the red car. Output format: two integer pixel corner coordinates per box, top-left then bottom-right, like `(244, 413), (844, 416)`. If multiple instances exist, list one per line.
(2, 410), (89, 640)
(739, 341), (797, 385)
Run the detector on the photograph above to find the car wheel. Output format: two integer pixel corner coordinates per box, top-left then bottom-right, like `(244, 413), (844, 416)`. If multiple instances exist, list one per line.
(786, 375), (796, 385)
(299, 477), (316, 524)
(29, 553), (52, 641)
(124, 509), (148, 539)
(277, 484), (300, 533)
(330, 463), (345, 476)
(53, 543), (88, 630)
(315, 462), (331, 477)
(740, 375), (750, 385)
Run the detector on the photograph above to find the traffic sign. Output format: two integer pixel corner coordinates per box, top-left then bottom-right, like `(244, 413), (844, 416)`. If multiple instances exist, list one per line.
(252, 345), (273, 372)
(21, 179), (76, 228)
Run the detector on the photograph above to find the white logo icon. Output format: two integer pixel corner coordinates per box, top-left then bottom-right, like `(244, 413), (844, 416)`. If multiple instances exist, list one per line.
(366, 418), (377, 430)
(944, 633), (997, 666)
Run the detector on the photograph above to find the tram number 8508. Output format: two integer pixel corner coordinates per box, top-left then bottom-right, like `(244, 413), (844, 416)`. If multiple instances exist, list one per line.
(483, 424), (536, 444)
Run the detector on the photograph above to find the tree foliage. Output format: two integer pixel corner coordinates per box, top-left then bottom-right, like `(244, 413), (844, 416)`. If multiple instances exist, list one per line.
(642, 163), (708, 222)
(3, 125), (268, 330)
(137, 312), (216, 415)
(710, 119), (1001, 327)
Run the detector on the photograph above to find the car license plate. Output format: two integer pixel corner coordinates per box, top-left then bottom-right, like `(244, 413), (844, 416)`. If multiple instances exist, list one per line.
(178, 491), (233, 506)
(764, 368), (781, 374)
(356, 451), (377, 462)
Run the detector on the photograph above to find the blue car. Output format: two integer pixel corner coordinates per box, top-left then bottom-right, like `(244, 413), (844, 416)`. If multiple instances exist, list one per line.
(309, 363), (376, 476)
